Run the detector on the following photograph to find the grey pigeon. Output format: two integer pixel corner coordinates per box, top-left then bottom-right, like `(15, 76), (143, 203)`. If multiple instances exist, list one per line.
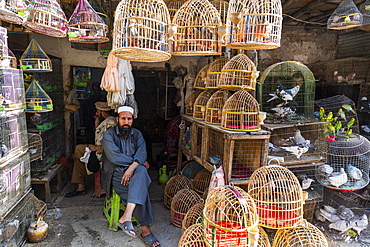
(319, 208), (341, 223)
(337, 205), (355, 220)
(350, 214), (368, 235)
(348, 164), (362, 180)
(329, 219), (352, 233)
(293, 129), (306, 145)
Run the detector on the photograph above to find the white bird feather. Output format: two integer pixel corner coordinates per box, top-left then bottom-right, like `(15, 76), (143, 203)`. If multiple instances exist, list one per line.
(301, 176), (315, 190)
(322, 205), (337, 215)
(337, 205), (355, 220)
(318, 164), (334, 175)
(329, 219), (352, 233)
(348, 164), (362, 180)
(319, 208), (341, 223)
(327, 168), (348, 188)
(350, 214), (368, 235)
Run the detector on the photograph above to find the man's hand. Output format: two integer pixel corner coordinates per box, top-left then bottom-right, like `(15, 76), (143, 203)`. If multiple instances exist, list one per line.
(88, 144), (99, 151)
(144, 161), (150, 169)
(121, 163), (138, 185)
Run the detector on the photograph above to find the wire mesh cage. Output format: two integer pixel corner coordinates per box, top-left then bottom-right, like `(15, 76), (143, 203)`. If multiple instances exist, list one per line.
(193, 90), (213, 120)
(178, 223), (207, 247)
(205, 128), (224, 164)
(179, 118), (194, 155)
(27, 133), (42, 162)
(171, 188), (202, 228)
(23, 0), (67, 38)
(327, 0), (363, 30)
(182, 201), (204, 231)
(112, 0), (171, 62)
(25, 79), (53, 113)
(221, 89), (261, 132)
(205, 89), (231, 124)
(218, 53), (259, 91)
(171, 0), (222, 56)
(193, 169), (212, 195)
(247, 164), (304, 229)
(88, 0), (109, 24)
(225, 0), (282, 50)
(194, 64), (209, 89)
(0, 0), (27, 24)
(0, 68), (25, 111)
(167, 0), (186, 21)
(205, 57), (228, 89)
(359, 0), (370, 31)
(0, 26), (8, 64)
(258, 61), (316, 123)
(185, 89), (202, 115)
(20, 39), (52, 72)
(67, 0), (109, 43)
(203, 185), (259, 247)
(164, 174), (193, 209)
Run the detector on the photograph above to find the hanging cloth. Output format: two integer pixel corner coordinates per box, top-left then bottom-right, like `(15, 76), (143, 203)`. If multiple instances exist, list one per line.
(100, 51), (121, 92)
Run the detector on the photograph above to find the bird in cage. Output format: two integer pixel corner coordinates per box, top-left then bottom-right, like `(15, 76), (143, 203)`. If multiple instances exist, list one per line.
(280, 140), (310, 159)
(329, 219), (352, 233)
(327, 168), (348, 188)
(318, 164), (334, 175)
(337, 108), (346, 121)
(253, 20), (272, 40)
(359, 97), (370, 111)
(267, 84), (300, 107)
(323, 205), (337, 214)
(342, 104), (356, 114)
(300, 174), (315, 190)
(0, 140), (8, 158)
(347, 164), (363, 180)
(270, 106), (296, 118)
(291, 129), (306, 145)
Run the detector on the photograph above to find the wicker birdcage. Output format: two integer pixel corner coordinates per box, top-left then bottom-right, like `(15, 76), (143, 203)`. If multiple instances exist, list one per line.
(205, 57), (228, 89)
(19, 39), (52, 72)
(182, 160), (205, 179)
(164, 174), (193, 209)
(327, 0), (363, 30)
(171, 0), (222, 56)
(272, 221), (328, 247)
(67, 0), (109, 43)
(220, 90), (261, 132)
(171, 188), (202, 228)
(247, 164), (305, 229)
(210, 0), (229, 25)
(259, 61), (316, 123)
(7, 48), (17, 69)
(205, 89), (231, 124)
(193, 169), (212, 194)
(359, 0), (370, 31)
(28, 133), (42, 162)
(88, 0), (109, 24)
(218, 54), (259, 91)
(25, 79), (53, 113)
(193, 90), (213, 120)
(257, 226), (271, 247)
(182, 201), (204, 231)
(112, 0), (171, 62)
(167, 0), (186, 21)
(203, 185), (259, 247)
(178, 223), (207, 247)
(194, 64), (209, 89)
(225, 0), (282, 50)
(185, 89), (203, 115)
(0, 0), (27, 24)
(23, 0), (67, 38)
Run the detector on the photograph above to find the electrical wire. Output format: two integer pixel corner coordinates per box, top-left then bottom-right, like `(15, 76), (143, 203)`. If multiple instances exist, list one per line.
(283, 13), (327, 26)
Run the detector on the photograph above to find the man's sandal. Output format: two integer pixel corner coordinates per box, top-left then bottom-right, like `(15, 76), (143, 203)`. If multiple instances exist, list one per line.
(117, 221), (137, 238)
(140, 233), (161, 247)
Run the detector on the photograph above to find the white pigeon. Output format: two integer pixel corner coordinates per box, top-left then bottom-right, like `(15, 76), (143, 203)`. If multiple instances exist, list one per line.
(315, 209), (326, 222)
(350, 214), (368, 235)
(319, 208), (341, 223)
(293, 129), (306, 145)
(322, 205), (337, 215)
(337, 205), (355, 220)
(301, 175), (315, 190)
(329, 219), (352, 233)
(280, 140), (310, 159)
(318, 164), (334, 175)
(347, 164), (362, 180)
(327, 168), (348, 188)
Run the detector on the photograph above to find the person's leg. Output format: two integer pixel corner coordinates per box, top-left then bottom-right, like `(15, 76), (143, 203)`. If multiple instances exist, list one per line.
(65, 144), (88, 197)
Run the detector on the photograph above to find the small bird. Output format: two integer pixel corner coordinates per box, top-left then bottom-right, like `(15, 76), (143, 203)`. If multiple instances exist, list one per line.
(318, 164), (334, 175)
(342, 104), (356, 114)
(270, 107), (296, 118)
(359, 97), (370, 111)
(346, 118), (355, 129)
(280, 140), (310, 159)
(333, 71), (347, 83)
(346, 72), (356, 82)
(0, 141), (8, 158)
(350, 214), (368, 235)
(323, 205), (337, 215)
(315, 209), (326, 222)
(337, 108), (346, 121)
(348, 164), (362, 180)
(301, 175), (315, 190)
(329, 219), (352, 233)
(292, 129), (306, 145)
(267, 84), (300, 107)
(337, 205), (355, 220)
(327, 168), (348, 188)
(319, 208), (341, 223)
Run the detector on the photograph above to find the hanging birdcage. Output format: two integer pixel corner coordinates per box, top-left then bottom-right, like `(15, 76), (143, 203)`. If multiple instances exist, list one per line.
(205, 89), (231, 124)
(210, 0), (229, 25)
(23, 0), (67, 38)
(221, 90), (261, 132)
(193, 90), (213, 120)
(88, 0), (109, 24)
(171, 0), (222, 56)
(205, 56), (228, 89)
(225, 0), (282, 50)
(182, 201), (204, 231)
(203, 185), (259, 247)
(218, 53), (259, 91)
(67, 0), (109, 43)
(178, 223), (207, 247)
(25, 79), (53, 113)
(327, 0), (363, 30)
(0, 26), (8, 68)
(7, 48), (17, 69)
(171, 188), (202, 228)
(257, 226), (271, 247)
(167, 0), (186, 21)
(185, 89), (202, 115)
(112, 0), (171, 62)
(194, 64), (209, 89)
(0, 0), (28, 24)
(248, 164), (304, 229)
(359, 0), (370, 31)
(19, 39), (52, 72)
(164, 174), (193, 209)
(193, 169), (212, 194)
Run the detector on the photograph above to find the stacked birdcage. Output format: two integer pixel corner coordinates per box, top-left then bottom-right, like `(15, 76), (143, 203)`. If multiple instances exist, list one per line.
(193, 169), (212, 195)
(6, 48), (17, 69)
(0, 26), (7, 65)
(178, 223), (206, 247)
(185, 89), (202, 115)
(67, 0), (109, 43)
(23, 0), (67, 38)
(182, 201), (204, 231)
(205, 57), (228, 89)
(218, 53), (259, 91)
(164, 174), (193, 209)
(171, 188), (202, 228)
(19, 39), (52, 72)
(27, 133), (42, 162)
(167, 0), (186, 21)
(193, 90), (213, 120)
(0, 0), (27, 24)
(171, 0), (222, 56)
(225, 0), (282, 50)
(194, 64), (209, 89)
(181, 160), (205, 179)
(112, 0), (171, 62)
(257, 226), (271, 247)
(0, 68), (26, 111)
(327, 0), (363, 30)
(359, 0), (370, 31)
(25, 79), (53, 113)
(205, 89), (231, 124)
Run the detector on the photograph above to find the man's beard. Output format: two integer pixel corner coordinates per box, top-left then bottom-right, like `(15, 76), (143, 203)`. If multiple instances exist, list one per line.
(119, 124), (132, 139)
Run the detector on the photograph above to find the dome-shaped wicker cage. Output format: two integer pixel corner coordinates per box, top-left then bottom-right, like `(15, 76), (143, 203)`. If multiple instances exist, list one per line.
(317, 134), (370, 191)
(181, 160), (205, 179)
(272, 221), (328, 247)
(327, 0), (363, 30)
(167, 0), (186, 21)
(359, 0), (370, 31)
(178, 223), (207, 247)
(257, 226), (271, 247)
(210, 0), (229, 25)
(172, 0), (222, 56)
(171, 188), (202, 228)
(20, 39), (52, 72)
(203, 185), (259, 247)
(23, 0), (67, 38)
(25, 79), (53, 113)
(112, 0), (171, 62)
(7, 47), (17, 69)
(194, 64), (209, 89)
(88, 0), (109, 24)
(164, 174), (193, 209)
(28, 133), (42, 162)
(193, 169), (212, 194)
(247, 165), (304, 229)
(182, 201), (204, 231)
(193, 90), (214, 120)
(218, 53), (259, 91)
(0, 0), (27, 24)
(221, 90), (261, 132)
(185, 89), (203, 115)
(258, 61), (315, 123)
(205, 56), (228, 89)
(67, 0), (109, 43)
(205, 89), (231, 124)
(225, 0), (282, 50)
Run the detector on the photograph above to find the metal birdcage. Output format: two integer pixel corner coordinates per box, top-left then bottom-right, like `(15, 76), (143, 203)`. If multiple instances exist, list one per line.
(193, 90), (213, 120)
(178, 223), (207, 247)
(327, 0), (363, 30)
(167, 0), (186, 21)
(185, 89), (202, 115)
(7, 48), (17, 69)
(0, 0), (27, 24)
(23, 0), (67, 38)
(193, 169), (212, 195)
(218, 53), (259, 91)
(19, 39), (52, 72)
(164, 174), (193, 209)
(182, 201), (204, 231)
(194, 64), (209, 89)
(67, 0), (109, 43)
(225, 0), (282, 50)
(171, 188), (202, 228)
(205, 89), (231, 124)
(25, 79), (53, 113)
(88, 0), (109, 24)
(205, 56), (228, 89)
(112, 0), (171, 62)
(171, 0), (222, 56)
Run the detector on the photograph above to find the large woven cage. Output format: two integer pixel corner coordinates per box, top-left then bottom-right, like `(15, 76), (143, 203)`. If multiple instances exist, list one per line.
(112, 0), (171, 62)
(194, 64), (209, 89)
(205, 89), (231, 125)
(248, 164), (304, 229)
(23, 0), (67, 38)
(20, 39), (52, 72)
(182, 201), (204, 231)
(193, 90), (214, 120)
(185, 89), (202, 115)
(218, 53), (259, 91)
(257, 226), (271, 247)
(25, 79), (53, 113)
(210, 0), (229, 25)
(193, 169), (212, 195)
(0, 0), (27, 24)
(327, 0), (362, 30)
(203, 185), (259, 247)
(225, 0), (282, 50)
(181, 160), (205, 179)
(164, 174), (193, 209)
(205, 56), (229, 89)
(171, 188), (202, 228)
(220, 90), (261, 132)
(167, 0), (186, 21)
(27, 133), (42, 162)
(178, 223), (207, 247)
(171, 0), (222, 56)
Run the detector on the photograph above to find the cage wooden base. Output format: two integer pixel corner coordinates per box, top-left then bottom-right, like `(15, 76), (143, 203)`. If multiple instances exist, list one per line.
(112, 47), (171, 62)
(20, 58), (52, 72)
(226, 42), (280, 50)
(0, 8), (23, 24)
(68, 23), (109, 43)
(23, 19), (66, 38)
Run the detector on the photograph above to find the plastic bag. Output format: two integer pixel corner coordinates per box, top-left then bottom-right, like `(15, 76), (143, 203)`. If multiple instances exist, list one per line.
(208, 165), (225, 192)
(65, 89), (80, 112)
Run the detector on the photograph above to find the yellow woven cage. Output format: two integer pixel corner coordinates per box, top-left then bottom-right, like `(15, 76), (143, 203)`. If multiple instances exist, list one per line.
(0, 0), (27, 24)
(220, 90), (261, 132)
(112, 0), (171, 62)
(27, 133), (42, 162)
(247, 164), (304, 229)
(194, 64), (210, 89)
(193, 90), (213, 120)
(210, 0), (229, 25)
(193, 169), (212, 195)
(205, 56), (228, 89)
(171, 188), (202, 228)
(257, 226), (271, 247)
(171, 0), (222, 56)
(178, 223), (207, 247)
(218, 53), (259, 91)
(20, 39), (52, 72)
(164, 174), (193, 209)
(182, 201), (205, 231)
(25, 79), (53, 113)
(185, 89), (203, 115)
(225, 0), (282, 50)
(167, 0), (186, 21)
(203, 185), (259, 247)
(272, 221), (328, 247)
(205, 89), (231, 124)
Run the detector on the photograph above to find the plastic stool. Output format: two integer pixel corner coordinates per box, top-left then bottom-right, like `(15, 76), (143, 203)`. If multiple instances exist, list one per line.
(103, 189), (140, 231)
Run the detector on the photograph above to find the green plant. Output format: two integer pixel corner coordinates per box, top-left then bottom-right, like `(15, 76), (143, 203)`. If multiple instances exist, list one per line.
(319, 106), (355, 141)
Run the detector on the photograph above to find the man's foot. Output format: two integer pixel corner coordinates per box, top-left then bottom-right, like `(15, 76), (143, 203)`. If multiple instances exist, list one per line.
(92, 188), (106, 198)
(118, 221), (137, 238)
(65, 190), (87, 197)
(140, 233), (161, 247)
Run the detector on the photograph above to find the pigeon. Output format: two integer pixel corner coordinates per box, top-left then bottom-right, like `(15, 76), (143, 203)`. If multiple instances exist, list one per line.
(315, 209), (326, 222)
(322, 205), (337, 215)
(337, 205), (355, 220)
(350, 214), (368, 234)
(361, 125), (370, 133)
(0, 141), (8, 158)
(359, 97), (370, 111)
(301, 175), (315, 190)
(270, 107), (296, 118)
(319, 208), (341, 223)
(333, 71), (348, 83)
(329, 219), (352, 233)
(318, 164), (334, 175)
(347, 164), (362, 180)
(292, 129), (306, 145)
(327, 168), (348, 188)
(280, 144), (309, 159)
(267, 84), (300, 107)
